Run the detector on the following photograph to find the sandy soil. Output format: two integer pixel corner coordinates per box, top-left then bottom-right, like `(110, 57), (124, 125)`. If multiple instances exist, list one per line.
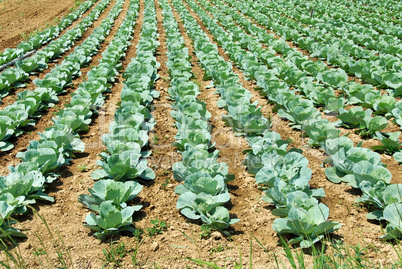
(0, 0), (401, 268)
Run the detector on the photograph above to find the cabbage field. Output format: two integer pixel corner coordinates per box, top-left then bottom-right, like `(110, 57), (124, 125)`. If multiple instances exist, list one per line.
(0, 0), (401, 267)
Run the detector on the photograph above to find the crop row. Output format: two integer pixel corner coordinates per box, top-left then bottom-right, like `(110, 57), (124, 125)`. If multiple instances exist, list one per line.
(214, 0), (402, 151)
(260, 0), (401, 39)
(258, 0), (402, 57)
(0, 0), (99, 67)
(172, 0), (341, 247)
(0, 0), (401, 246)
(190, 0), (402, 239)
(201, 0), (393, 133)
(0, 0), (111, 99)
(226, 0), (401, 92)
(326, 0), (401, 26)
(0, 0), (130, 238)
(0, 0), (120, 152)
(203, 0), (402, 154)
(79, 0), (161, 239)
(161, 0), (238, 231)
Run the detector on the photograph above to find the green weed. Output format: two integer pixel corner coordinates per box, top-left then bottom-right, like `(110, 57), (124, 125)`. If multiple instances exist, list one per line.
(100, 242), (127, 268)
(147, 219), (167, 237)
(77, 164), (88, 172)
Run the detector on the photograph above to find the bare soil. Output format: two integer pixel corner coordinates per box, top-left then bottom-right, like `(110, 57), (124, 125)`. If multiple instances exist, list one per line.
(0, 0), (83, 50)
(0, 0), (401, 268)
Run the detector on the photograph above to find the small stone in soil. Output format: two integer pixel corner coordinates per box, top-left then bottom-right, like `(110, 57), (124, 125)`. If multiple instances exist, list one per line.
(211, 231), (222, 240)
(151, 241), (159, 251)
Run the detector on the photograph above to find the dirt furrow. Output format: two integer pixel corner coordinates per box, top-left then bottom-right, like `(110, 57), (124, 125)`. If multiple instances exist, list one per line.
(180, 0), (395, 256)
(9, 1), (147, 267)
(0, 0), (79, 50)
(0, 0), (118, 109)
(0, 0), (128, 174)
(172, 7), (279, 267)
(131, 0), (183, 261)
(0, 0), (400, 267)
(198, 0), (402, 184)
(220, 0), (390, 95)
(55, 0), (105, 40)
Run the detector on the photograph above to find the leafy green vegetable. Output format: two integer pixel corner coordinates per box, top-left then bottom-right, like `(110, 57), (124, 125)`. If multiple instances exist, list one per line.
(84, 201), (138, 240)
(381, 203), (402, 240)
(371, 132), (402, 154)
(273, 204), (341, 248)
(79, 180), (143, 213)
(176, 192), (239, 230)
